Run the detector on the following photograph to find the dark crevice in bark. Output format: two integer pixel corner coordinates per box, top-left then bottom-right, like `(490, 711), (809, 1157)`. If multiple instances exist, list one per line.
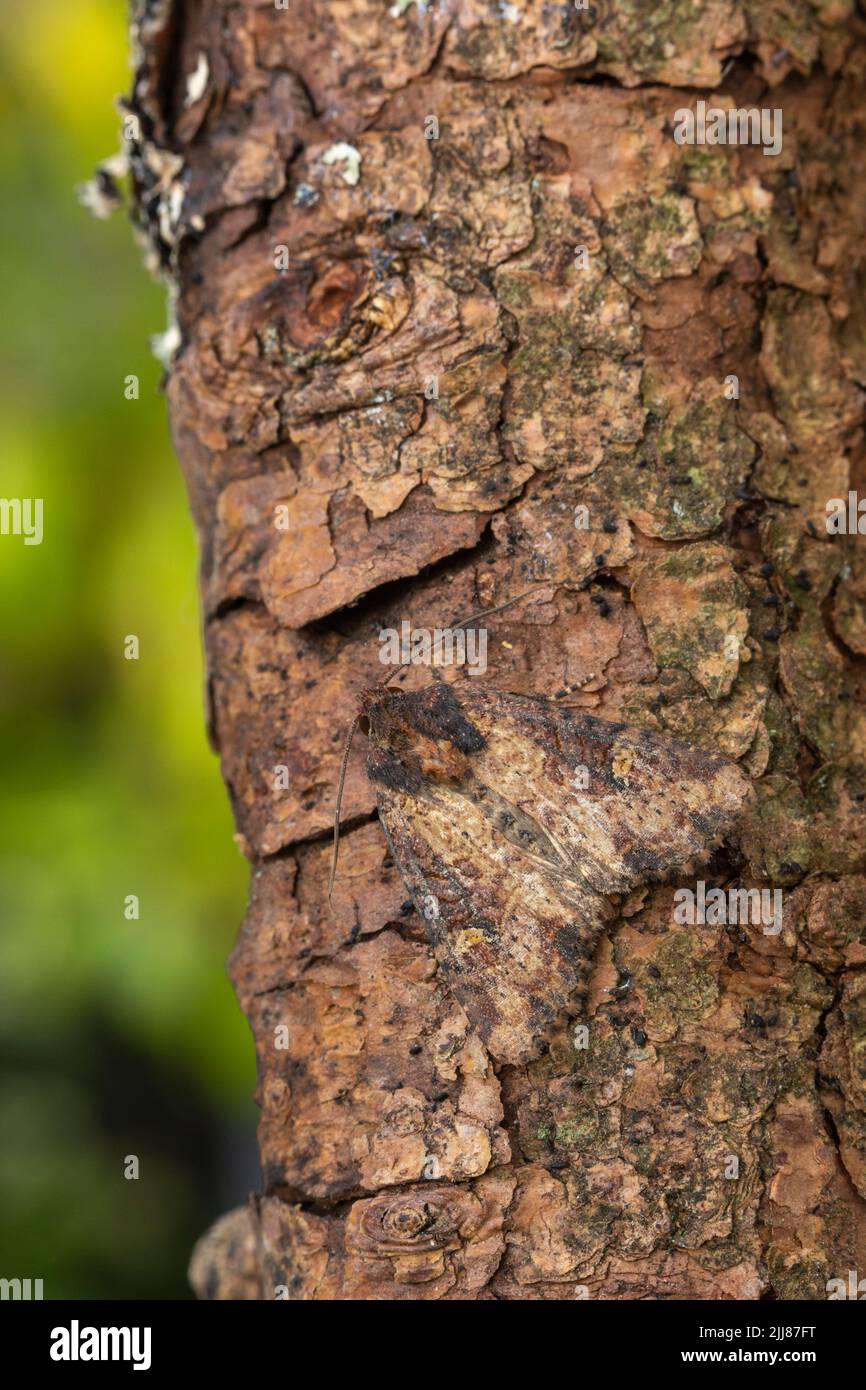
(304, 528), (502, 642)
(259, 810), (378, 863)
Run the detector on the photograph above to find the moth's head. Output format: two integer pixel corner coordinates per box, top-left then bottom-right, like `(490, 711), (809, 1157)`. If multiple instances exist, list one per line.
(359, 682), (486, 793)
(357, 683), (393, 735)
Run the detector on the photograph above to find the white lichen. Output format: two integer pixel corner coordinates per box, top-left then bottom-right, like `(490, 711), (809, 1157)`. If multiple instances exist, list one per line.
(158, 180), (186, 247)
(76, 152), (130, 220)
(321, 142), (362, 187)
(185, 52), (209, 107)
(150, 288), (182, 367)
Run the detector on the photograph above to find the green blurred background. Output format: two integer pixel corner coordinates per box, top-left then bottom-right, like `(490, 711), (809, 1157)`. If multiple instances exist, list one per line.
(0, 2), (256, 1297)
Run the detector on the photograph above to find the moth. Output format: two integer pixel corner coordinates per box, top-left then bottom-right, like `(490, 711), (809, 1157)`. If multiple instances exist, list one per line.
(331, 604), (752, 1067)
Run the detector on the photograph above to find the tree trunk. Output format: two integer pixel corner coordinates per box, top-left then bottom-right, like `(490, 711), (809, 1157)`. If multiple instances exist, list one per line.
(129, 0), (866, 1300)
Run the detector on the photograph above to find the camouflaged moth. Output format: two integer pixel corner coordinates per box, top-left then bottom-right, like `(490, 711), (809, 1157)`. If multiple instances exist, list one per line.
(331, 603), (752, 1067)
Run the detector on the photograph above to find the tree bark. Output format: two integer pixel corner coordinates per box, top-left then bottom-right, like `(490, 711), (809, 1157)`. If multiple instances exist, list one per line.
(129, 0), (866, 1300)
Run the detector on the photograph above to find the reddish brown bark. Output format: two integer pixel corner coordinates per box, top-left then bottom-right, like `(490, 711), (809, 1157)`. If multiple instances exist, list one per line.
(129, 0), (866, 1299)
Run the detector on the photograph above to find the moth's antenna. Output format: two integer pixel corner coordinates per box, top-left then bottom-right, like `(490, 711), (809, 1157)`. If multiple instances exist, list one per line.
(426, 582), (551, 678)
(385, 584), (551, 686)
(328, 713), (360, 902)
(452, 583), (550, 631)
(382, 665), (406, 690)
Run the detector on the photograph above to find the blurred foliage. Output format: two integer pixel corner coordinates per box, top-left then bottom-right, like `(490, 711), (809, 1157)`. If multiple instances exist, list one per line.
(0, 2), (255, 1297)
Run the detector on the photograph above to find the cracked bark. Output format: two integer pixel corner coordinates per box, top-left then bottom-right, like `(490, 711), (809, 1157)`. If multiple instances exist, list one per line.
(127, 0), (866, 1300)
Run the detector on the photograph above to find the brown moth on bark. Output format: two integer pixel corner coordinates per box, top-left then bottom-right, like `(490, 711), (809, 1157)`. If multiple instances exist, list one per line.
(363, 681), (751, 1065)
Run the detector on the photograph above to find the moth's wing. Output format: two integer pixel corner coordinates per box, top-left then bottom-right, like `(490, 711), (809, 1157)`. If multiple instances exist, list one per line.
(375, 781), (612, 1067)
(452, 686), (753, 896)
(367, 683), (752, 1065)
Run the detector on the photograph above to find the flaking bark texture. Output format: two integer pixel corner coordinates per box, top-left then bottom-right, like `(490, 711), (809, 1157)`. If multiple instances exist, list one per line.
(128, 0), (866, 1299)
